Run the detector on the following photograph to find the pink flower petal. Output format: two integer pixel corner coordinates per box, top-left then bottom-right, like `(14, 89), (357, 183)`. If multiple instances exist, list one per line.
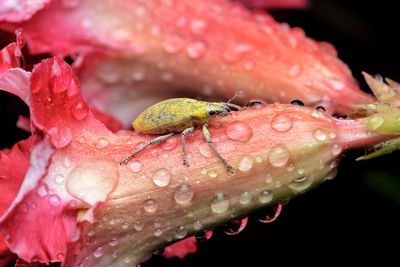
(1, 0), (373, 118)
(0, 0), (51, 22)
(162, 237), (197, 259)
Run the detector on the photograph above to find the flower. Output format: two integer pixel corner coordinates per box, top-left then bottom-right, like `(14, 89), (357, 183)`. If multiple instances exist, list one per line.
(1, 53), (400, 266)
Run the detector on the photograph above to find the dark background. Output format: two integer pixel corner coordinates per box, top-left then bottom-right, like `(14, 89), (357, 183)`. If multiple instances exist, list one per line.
(1, 0), (399, 266)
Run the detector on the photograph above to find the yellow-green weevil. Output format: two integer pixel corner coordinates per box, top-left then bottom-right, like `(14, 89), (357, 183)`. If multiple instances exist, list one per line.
(120, 92), (243, 173)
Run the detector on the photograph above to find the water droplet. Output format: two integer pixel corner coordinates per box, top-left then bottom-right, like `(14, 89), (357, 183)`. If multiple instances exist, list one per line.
(199, 141), (214, 157)
(48, 194), (61, 206)
(36, 184), (49, 197)
(66, 160), (119, 205)
(175, 226), (187, 239)
(239, 191), (252, 205)
(223, 44), (251, 63)
(223, 217), (248, 235)
(208, 170), (218, 178)
(316, 106), (326, 112)
(329, 132), (337, 139)
(331, 144), (342, 156)
(71, 101), (89, 120)
(193, 220), (202, 230)
(313, 129), (327, 142)
(144, 199), (158, 213)
(131, 65), (146, 81)
(152, 168), (172, 187)
(201, 168), (207, 175)
(154, 228), (163, 237)
(133, 221), (144, 231)
(368, 116), (385, 130)
(268, 145), (290, 167)
(289, 176), (313, 192)
(325, 167), (338, 180)
(109, 238), (119, 247)
(128, 160), (143, 173)
(238, 155), (254, 172)
(48, 127), (72, 148)
(297, 166), (304, 175)
(258, 190), (273, 203)
(288, 64), (302, 77)
(186, 41), (206, 59)
(247, 99), (267, 108)
(174, 184), (194, 205)
(210, 192), (230, 214)
(93, 246), (104, 258)
(226, 122), (253, 141)
(287, 163), (295, 172)
(271, 114), (293, 132)
(244, 61), (254, 71)
(190, 19), (207, 35)
(255, 155), (263, 163)
(95, 138), (109, 149)
(291, 99), (304, 106)
(54, 174), (65, 184)
(265, 173), (273, 183)
(163, 35), (184, 54)
(121, 222), (129, 229)
(259, 204), (282, 223)
(195, 230), (213, 242)
(329, 78), (345, 91)
(161, 137), (177, 150)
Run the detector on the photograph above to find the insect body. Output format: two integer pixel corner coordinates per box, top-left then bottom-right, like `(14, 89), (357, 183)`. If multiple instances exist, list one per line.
(120, 93), (242, 173)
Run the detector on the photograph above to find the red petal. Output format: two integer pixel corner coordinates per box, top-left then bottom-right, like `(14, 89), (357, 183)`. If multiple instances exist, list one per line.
(0, 42), (21, 73)
(162, 237), (197, 259)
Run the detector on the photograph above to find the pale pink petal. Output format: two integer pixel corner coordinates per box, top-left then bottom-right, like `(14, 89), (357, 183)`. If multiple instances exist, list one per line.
(0, 0), (51, 23)
(162, 237), (197, 259)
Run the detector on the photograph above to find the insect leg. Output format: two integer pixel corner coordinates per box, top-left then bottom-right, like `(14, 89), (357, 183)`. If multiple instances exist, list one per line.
(120, 132), (174, 165)
(202, 124), (234, 173)
(181, 127), (195, 167)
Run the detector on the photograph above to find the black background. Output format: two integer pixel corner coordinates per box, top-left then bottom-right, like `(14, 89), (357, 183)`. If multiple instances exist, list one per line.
(1, 0), (399, 266)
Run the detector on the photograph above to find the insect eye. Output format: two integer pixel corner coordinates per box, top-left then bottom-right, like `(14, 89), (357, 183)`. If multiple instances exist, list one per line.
(209, 110), (216, 116)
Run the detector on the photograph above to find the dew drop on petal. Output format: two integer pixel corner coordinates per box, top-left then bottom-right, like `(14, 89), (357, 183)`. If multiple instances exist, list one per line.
(291, 99), (304, 106)
(313, 129), (327, 142)
(238, 155), (254, 172)
(226, 122), (253, 141)
(210, 192), (230, 214)
(271, 114), (293, 132)
(199, 141), (213, 157)
(133, 221), (144, 231)
(144, 199), (158, 213)
(174, 184), (194, 205)
(71, 101), (89, 121)
(175, 226), (187, 239)
(288, 176), (313, 192)
(152, 168), (172, 187)
(288, 64), (302, 77)
(93, 246), (104, 258)
(329, 132), (337, 139)
(51, 60), (62, 78)
(331, 144), (342, 156)
(268, 145), (290, 167)
(195, 230), (213, 242)
(190, 19), (208, 35)
(258, 190), (273, 203)
(163, 35), (185, 54)
(66, 160), (119, 205)
(325, 167), (338, 180)
(329, 78), (345, 91)
(49, 127), (72, 148)
(193, 220), (203, 231)
(186, 41), (206, 59)
(36, 184), (49, 197)
(109, 238), (119, 247)
(154, 228), (163, 237)
(95, 138), (109, 149)
(259, 204), (282, 223)
(128, 160), (143, 173)
(265, 173), (273, 183)
(161, 137), (177, 150)
(239, 191), (252, 205)
(208, 170), (218, 178)
(223, 217), (248, 235)
(48, 194), (61, 206)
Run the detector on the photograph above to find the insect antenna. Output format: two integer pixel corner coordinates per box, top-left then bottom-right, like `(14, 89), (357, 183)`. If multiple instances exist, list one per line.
(225, 91), (243, 110)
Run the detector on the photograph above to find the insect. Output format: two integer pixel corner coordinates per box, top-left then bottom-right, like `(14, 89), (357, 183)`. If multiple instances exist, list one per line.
(120, 92), (243, 173)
